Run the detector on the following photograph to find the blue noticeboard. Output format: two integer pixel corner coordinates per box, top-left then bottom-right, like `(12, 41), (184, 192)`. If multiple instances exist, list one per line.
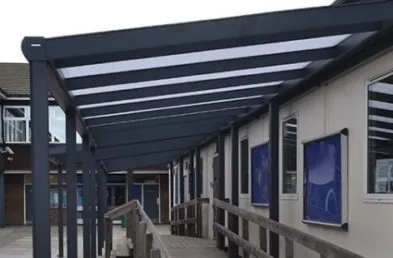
(251, 143), (270, 205)
(303, 131), (347, 227)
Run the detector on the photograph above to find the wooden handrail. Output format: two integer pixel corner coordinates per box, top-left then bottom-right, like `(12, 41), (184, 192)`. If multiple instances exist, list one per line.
(213, 198), (364, 258)
(172, 197), (209, 210)
(104, 200), (168, 258)
(171, 198), (209, 237)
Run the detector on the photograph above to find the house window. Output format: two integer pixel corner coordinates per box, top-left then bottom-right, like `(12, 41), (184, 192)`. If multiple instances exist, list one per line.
(282, 116), (298, 194)
(240, 138), (249, 194)
(4, 107), (29, 142)
(3, 105), (82, 143)
(368, 73), (393, 194)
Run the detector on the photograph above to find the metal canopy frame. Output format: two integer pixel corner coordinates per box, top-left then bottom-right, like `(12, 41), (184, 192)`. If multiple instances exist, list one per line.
(23, 0), (393, 170)
(22, 2), (393, 257)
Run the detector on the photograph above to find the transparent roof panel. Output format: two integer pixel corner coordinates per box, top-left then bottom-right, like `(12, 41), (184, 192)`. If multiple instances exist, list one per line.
(59, 34), (350, 78)
(369, 82), (393, 94)
(369, 126), (393, 134)
(369, 100), (393, 111)
(84, 95), (263, 119)
(78, 81), (282, 109)
(369, 115), (393, 124)
(71, 62), (305, 96)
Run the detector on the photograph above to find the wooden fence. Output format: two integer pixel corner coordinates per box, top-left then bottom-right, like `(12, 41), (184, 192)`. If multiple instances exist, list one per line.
(213, 198), (364, 258)
(104, 200), (170, 258)
(170, 197), (209, 237)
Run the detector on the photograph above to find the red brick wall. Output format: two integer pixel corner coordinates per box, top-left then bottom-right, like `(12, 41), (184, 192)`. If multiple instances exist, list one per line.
(5, 174), (24, 225)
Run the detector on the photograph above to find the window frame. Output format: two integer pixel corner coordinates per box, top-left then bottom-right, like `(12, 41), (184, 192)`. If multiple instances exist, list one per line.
(365, 70), (393, 203)
(3, 105), (30, 143)
(239, 137), (249, 196)
(281, 113), (299, 199)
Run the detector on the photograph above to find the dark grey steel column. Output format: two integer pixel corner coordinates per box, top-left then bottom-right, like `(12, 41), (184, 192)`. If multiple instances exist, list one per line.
(90, 163), (97, 258)
(66, 109), (78, 258)
(57, 163), (64, 258)
(228, 124), (239, 258)
(269, 101), (279, 258)
(0, 159), (5, 228)
(97, 169), (105, 256)
(179, 157), (184, 203)
(30, 60), (51, 258)
(195, 147), (202, 198)
(82, 137), (91, 258)
(127, 170), (133, 201)
(189, 150), (195, 200)
(169, 163), (174, 208)
(217, 132), (225, 250)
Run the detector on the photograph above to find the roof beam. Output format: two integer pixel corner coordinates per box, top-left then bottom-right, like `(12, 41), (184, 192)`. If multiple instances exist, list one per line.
(51, 135), (205, 162)
(91, 115), (233, 135)
(95, 121), (226, 147)
(369, 107), (393, 119)
(104, 150), (183, 172)
(89, 110), (239, 134)
(81, 91), (265, 118)
(85, 101), (253, 127)
(73, 71), (295, 103)
(47, 1), (393, 66)
(65, 48), (337, 89)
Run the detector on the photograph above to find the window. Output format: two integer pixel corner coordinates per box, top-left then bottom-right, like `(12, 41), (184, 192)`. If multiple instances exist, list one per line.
(282, 116), (298, 194)
(3, 105), (82, 144)
(240, 138), (249, 194)
(4, 107), (28, 142)
(49, 187), (67, 208)
(368, 74), (393, 194)
(251, 143), (270, 205)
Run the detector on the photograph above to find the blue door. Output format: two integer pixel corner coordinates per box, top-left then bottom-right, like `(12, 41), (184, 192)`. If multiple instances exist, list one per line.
(143, 185), (159, 222)
(132, 184), (142, 204)
(25, 185), (33, 222)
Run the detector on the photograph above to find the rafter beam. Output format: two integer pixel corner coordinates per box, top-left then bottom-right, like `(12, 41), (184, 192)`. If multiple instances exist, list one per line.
(66, 48), (336, 89)
(85, 101), (253, 127)
(95, 121), (227, 147)
(74, 71), (293, 104)
(45, 1), (393, 66)
(81, 88), (268, 117)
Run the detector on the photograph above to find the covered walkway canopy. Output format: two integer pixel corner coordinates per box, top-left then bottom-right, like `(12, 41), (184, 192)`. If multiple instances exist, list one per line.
(21, 1), (393, 257)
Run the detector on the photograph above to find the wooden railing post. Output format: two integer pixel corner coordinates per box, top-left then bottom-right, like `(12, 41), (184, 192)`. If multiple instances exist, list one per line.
(242, 218), (249, 258)
(145, 233), (153, 258)
(259, 226), (267, 252)
(196, 201), (202, 237)
(104, 216), (113, 258)
(285, 238), (294, 258)
(137, 221), (147, 258)
(150, 249), (161, 258)
(127, 211), (132, 238)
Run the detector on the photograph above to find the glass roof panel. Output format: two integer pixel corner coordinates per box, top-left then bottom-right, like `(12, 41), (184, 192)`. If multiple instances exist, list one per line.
(369, 100), (393, 111)
(369, 82), (393, 94)
(84, 95), (263, 119)
(71, 62), (304, 96)
(78, 81), (282, 109)
(59, 34), (350, 78)
(369, 126), (393, 134)
(369, 115), (393, 124)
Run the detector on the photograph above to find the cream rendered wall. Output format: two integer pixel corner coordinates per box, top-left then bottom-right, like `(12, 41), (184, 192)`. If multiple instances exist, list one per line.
(182, 156), (190, 202)
(201, 141), (217, 239)
(198, 50), (393, 257)
(276, 49), (393, 258)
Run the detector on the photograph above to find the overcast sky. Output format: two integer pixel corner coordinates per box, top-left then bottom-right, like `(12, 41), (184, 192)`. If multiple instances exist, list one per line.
(1, 0), (333, 63)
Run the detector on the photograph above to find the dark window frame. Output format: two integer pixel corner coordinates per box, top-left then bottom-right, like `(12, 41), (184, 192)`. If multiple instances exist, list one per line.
(240, 138), (249, 194)
(282, 114), (298, 195)
(367, 73), (393, 195)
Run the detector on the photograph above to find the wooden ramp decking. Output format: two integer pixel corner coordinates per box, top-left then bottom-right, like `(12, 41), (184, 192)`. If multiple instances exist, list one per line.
(161, 235), (227, 258)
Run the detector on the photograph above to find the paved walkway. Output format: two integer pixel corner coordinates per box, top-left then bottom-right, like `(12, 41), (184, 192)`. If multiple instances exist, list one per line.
(0, 226), (128, 258)
(161, 235), (227, 258)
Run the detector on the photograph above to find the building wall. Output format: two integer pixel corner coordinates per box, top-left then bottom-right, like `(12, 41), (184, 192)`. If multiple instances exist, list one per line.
(194, 49), (393, 257)
(159, 173), (170, 224)
(4, 174), (24, 225)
